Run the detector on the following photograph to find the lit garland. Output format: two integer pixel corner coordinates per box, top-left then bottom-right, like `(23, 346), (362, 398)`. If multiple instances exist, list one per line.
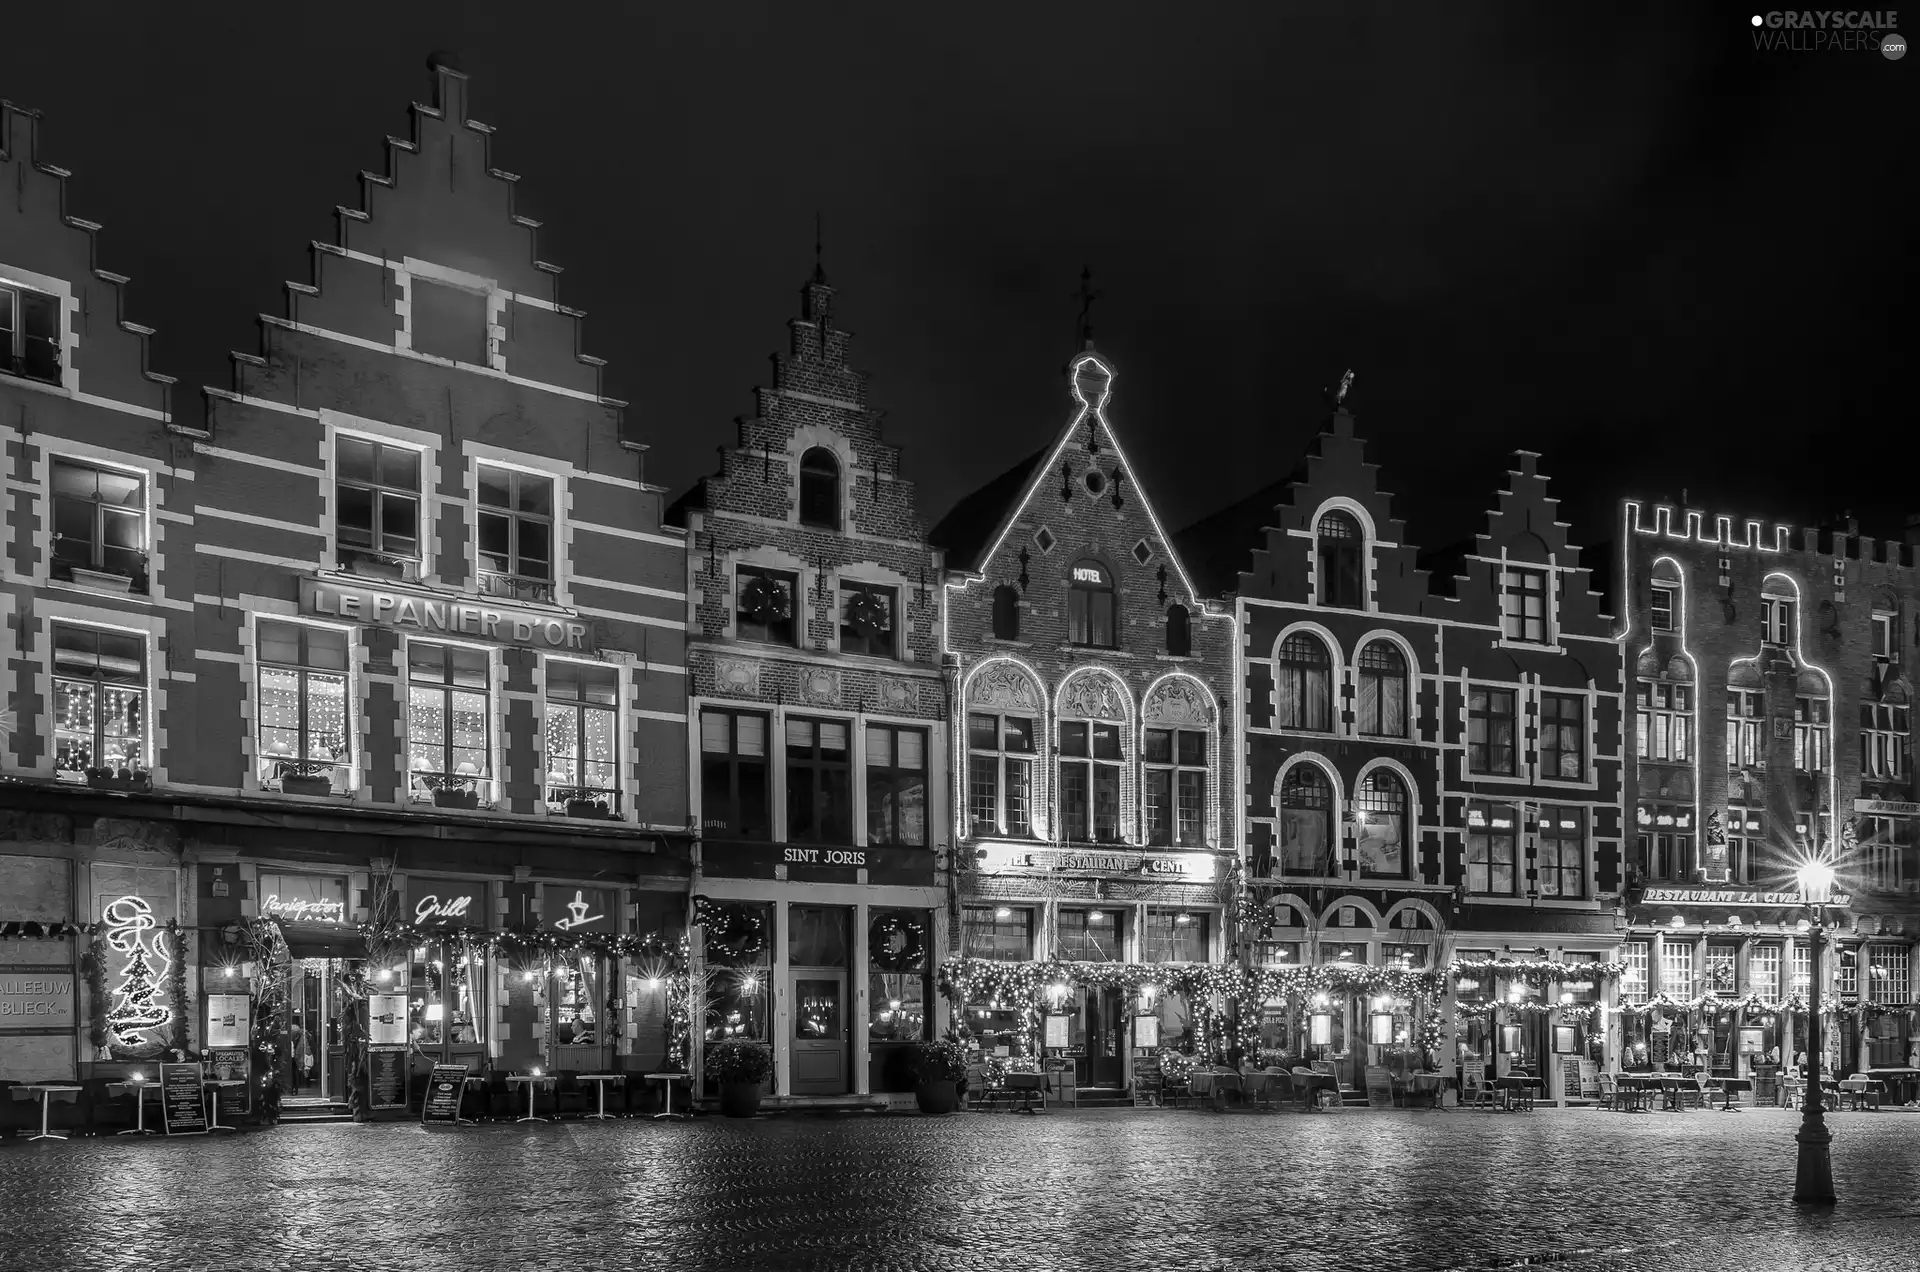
(1446, 958), (1626, 987)
(0, 920), (90, 940)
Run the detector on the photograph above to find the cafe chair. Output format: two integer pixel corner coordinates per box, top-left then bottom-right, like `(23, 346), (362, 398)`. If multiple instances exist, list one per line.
(1596, 1073), (1619, 1111)
(1461, 1069), (1495, 1111)
(481, 1071), (515, 1121)
(458, 1075), (490, 1124)
(549, 1072), (588, 1119)
(1364, 1066), (1397, 1109)
(0, 1080), (28, 1139)
(623, 1073), (660, 1118)
(83, 1078), (137, 1136)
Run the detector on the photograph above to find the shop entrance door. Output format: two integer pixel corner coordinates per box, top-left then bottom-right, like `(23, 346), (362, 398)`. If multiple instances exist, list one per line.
(790, 972), (849, 1095)
(1075, 987), (1125, 1087)
(288, 962), (329, 1101)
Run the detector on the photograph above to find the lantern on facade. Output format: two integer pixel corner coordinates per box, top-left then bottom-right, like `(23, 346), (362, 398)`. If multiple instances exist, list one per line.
(1310, 1013), (1333, 1046)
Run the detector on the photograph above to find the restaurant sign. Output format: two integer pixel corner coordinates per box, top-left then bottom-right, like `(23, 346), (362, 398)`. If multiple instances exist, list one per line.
(978, 844), (1218, 881)
(1642, 886), (1853, 908)
(300, 578), (590, 652)
(407, 880), (489, 928)
(0, 974), (76, 1029)
(261, 894), (346, 925)
(1855, 799), (1920, 817)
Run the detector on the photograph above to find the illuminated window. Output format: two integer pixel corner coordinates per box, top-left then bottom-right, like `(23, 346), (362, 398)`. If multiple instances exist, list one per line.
(406, 642), (491, 802)
(1650, 585), (1676, 632)
(1354, 770), (1409, 880)
(967, 713), (1034, 837)
(799, 448), (839, 528)
(1705, 943), (1737, 996)
(1278, 765), (1333, 876)
(1057, 909), (1124, 962)
(410, 278), (487, 364)
(1869, 945), (1909, 1007)
(51, 458), (146, 588)
(700, 710), (770, 839)
(735, 567), (797, 645)
(1067, 561), (1117, 647)
(1468, 686), (1517, 775)
(1621, 941), (1650, 1005)
(335, 437), (420, 572)
(1632, 803), (1694, 881)
(963, 906), (1033, 961)
(1838, 949), (1858, 1001)
(1863, 816), (1909, 892)
(786, 718), (852, 844)
(1144, 727), (1205, 847)
(1500, 568), (1547, 643)
(544, 662), (619, 816)
(838, 581), (896, 659)
(1539, 693), (1585, 780)
(1355, 640), (1408, 738)
(865, 725), (927, 847)
(1727, 690), (1764, 768)
(1276, 633), (1332, 731)
(0, 281), (61, 382)
(1315, 511), (1363, 608)
(1791, 944), (1811, 993)
(52, 624), (147, 779)
(1465, 801), (1517, 896)
(1143, 909), (1208, 963)
(1058, 720), (1123, 844)
(1535, 806), (1584, 898)
(1636, 680), (1692, 761)
(1749, 945), (1781, 1001)
(1661, 941), (1696, 999)
(1793, 696), (1829, 772)
(990, 585), (1020, 641)
(1761, 595), (1794, 646)
(1861, 701), (1909, 780)
(256, 620), (351, 794)
(476, 466), (554, 602)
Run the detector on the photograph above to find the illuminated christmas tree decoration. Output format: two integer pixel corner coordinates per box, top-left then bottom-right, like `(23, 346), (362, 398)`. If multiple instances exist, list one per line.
(103, 895), (172, 1049)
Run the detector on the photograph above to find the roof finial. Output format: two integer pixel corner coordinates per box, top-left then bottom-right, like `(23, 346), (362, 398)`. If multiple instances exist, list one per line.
(813, 211), (826, 284)
(1074, 266), (1100, 352)
(1323, 368), (1355, 410)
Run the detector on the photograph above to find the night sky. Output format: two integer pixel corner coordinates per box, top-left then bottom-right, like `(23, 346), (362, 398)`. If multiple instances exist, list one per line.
(4, 5), (1910, 560)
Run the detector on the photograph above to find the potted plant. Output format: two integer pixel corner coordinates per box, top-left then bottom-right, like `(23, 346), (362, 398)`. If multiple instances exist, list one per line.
(907, 1039), (967, 1115)
(707, 1037), (772, 1118)
(425, 774), (480, 810)
(281, 759), (335, 797)
(553, 787), (611, 819)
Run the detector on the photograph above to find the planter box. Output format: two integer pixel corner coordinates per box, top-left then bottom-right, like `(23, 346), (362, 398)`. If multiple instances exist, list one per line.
(282, 774), (334, 797)
(86, 773), (152, 793)
(565, 800), (611, 819)
(431, 788), (479, 810)
(70, 567), (135, 594)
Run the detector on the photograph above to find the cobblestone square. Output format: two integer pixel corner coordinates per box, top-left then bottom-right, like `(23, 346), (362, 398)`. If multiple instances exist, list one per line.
(2, 1107), (1916, 1272)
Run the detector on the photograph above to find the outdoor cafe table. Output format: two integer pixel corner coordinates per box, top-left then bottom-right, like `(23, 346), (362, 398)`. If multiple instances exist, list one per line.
(646, 1072), (692, 1121)
(1292, 1070), (1340, 1111)
(14, 1083), (82, 1141)
(506, 1073), (555, 1123)
(1403, 1072), (1456, 1107)
(1867, 1069), (1920, 1105)
(1189, 1069), (1242, 1111)
(577, 1073), (626, 1120)
(1613, 1074), (1659, 1112)
(204, 1078), (246, 1132)
(106, 1078), (157, 1134)
(1715, 1077), (1754, 1112)
(1489, 1075), (1541, 1111)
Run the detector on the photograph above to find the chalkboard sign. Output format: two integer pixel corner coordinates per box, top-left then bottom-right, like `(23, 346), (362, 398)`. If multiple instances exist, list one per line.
(367, 1046), (408, 1110)
(208, 1049), (251, 1114)
(160, 1062), (208, 1135)
(420, 1063), (468, 1125)
(1132, 1055), (1163, 1107)
(1561, 1055), (1583, 1101)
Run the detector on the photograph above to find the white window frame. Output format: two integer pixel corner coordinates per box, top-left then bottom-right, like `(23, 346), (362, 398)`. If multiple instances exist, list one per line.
(1870, 611), (1895, 662)
(1861, 703), (1909, 780)
(1637, 679), (1693, 762)
(1761, 595), (1794, 647)
(1650, 584), (1676, 632)
(252, 615), (357, 796)
(1499, 566), (1548, 644)
(402, 636), (498, 808)
(462, 446), (572, 608)
(333, 432), (426, 579)
(541, 656), (625, 819)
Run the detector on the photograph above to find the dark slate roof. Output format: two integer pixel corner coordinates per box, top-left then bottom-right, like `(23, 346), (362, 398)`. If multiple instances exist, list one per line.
(1172, 477), (1297, 600)
(663, 477), (710, 530)
(928, 448), (1048, 574)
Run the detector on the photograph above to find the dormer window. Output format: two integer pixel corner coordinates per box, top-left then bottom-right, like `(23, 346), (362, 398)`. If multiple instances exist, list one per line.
(51, 458), (147, 589)
(1762, 595), (1794, 646)
(410, 279), (487, 365)
(1068, 561), (1116, 648)
(1500, 568), (1547, 643)
(477, 465), (554, 602)
(1164, 604), (1191, 657)
(799, 448), (839, 528)
(1315, 511), (1363, 608)
(1871, 611), (1896, 662)
(1650, 585), (1676, 632)
(0, 282), (62, 383)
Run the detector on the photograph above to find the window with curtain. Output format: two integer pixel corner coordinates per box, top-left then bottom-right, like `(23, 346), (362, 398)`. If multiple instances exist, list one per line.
(52, 624), (147, 778)
(1727, 690), (1764, 768)
(963, 906), (1033, 961)
(255, 620), (351, 793)
(0, 281), (62, 382)
(1869, 945), (1909, 1006)
(1067, 561), (1117, 647)
(1315, 511), (1362, 608)
(1144, 727), (1206, 847)
(1637, 681), (1693, 761)
(1467, 686), (1517, 775)
(1539, 692), (1585, 779)
(966, 713), (1033, 837)
(1794, 697), (1830, 772)
(1277, 633), (1332, 731)
(1143, 910), (1208, 963)
(1059, 720), (1123, 843)
(1861, 701), (1910, 779)
(1278, 764), (1332, 875)
(544, 661), (619, 815)
(865, 725), (927, 847)
(1465, 800), (1516, 895)
(1057, 909), (1124, 961)
(787, 718), (852, 843)
(1864, 816), (1909, 891)
(1535, 806), (1584, 898)
(1761, 595), (1794, 646)
(699, 710), (770, 839)
(1354, 769), (1408, 879)
(1355, 640), (1407, 737)
(405, 642), (490, 800)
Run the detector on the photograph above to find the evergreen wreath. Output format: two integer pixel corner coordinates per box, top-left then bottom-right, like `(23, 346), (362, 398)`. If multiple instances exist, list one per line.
(740, 576), (792, 625)
(696, 900), (768, 965)
(869, 911), (927, 972)
(845, 590), (890, 634)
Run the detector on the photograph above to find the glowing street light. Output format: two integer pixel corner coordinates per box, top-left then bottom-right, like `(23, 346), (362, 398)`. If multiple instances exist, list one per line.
(1793, 857), (1837, 1207)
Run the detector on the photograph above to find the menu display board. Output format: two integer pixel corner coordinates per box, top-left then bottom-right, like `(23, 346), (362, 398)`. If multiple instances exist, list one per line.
(1134, 1015), (1161, 1049)
(207, 1048), (251, 1114)
(1044, 1014), (1070, 1050)
(1132, 1054), (1163, 1106)
(206, 994), (252, 1049)
(368, 994), (408, 1047)
(159, 1062), (208, 1135)
(367, 1045), (408, 1110)
(420, 1062), (469, 1124)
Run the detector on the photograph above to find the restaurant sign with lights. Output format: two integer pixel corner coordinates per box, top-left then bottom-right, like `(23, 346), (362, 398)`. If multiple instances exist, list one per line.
(977, 844), (1218, 881)
(1642, 887), (1853, 907)
(407, 880), (490, 928)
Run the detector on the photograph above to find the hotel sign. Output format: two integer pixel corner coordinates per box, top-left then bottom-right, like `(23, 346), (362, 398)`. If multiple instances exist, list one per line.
(1643, 886), (1853, 908)
(300, 578), (590, 652)
(978, 845), (1218, 881)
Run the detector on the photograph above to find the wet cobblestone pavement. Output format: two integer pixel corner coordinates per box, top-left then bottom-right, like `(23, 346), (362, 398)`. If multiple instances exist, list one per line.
(2, 1107), (1916, 1272)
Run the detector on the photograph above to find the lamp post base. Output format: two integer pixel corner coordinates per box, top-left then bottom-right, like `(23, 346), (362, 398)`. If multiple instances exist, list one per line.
(1793, 1117), (1836, 1206)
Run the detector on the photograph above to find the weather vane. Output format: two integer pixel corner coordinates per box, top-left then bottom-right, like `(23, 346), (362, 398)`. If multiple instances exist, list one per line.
(1074, 266), (1101, 349)
(1336, 368), (1354, 405)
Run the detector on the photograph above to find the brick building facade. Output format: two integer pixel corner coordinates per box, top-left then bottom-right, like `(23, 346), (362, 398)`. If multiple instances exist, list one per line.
(1620, 501), (1920, 1078)
(670, 269), (949, 1106)
(935, 347), (1237, 1096)
(2, 64), (694, 1107)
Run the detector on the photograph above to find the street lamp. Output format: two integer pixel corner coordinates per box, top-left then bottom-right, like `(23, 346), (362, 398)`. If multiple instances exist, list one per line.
(1794, 858), (1836, 1207)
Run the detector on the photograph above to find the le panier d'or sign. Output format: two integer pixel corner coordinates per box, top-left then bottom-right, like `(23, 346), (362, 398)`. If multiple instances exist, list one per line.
(300, 578), (589, 652)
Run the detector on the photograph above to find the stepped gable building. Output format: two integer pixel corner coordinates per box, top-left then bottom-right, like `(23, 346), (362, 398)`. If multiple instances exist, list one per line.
(1620, 501), (1920, 1078)
(1181, 397), (1625, 1105)
(934, 344), (1236, 1095)
(669, 267), (949, 1106)
(1, 99), (186, 1086)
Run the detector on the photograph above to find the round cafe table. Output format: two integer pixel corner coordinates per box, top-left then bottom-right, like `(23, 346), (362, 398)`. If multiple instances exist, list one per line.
(16, 1083), (83, 1142)
(107, 1079), (158, 1134)
(577, 1073), (626, 1120)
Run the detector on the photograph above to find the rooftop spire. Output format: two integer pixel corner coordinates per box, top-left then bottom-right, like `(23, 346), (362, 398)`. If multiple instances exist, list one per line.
(813, 210), (827, 284)
(1074, 265), (1101, 352)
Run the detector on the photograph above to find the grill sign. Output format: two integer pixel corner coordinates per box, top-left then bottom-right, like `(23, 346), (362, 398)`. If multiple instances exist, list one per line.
(301, 578), (589, 651)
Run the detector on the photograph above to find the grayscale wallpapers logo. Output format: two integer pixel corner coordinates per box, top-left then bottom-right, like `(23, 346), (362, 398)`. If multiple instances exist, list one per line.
(1750, 11), (1905, 55)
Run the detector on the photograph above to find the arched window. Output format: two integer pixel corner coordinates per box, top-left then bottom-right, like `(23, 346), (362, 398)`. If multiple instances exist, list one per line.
(1278, 764), (1332, 875)
(1068, 560), (1116, 648)
(991, 585), (1021, 641)
(1276, 633), (1332, 731)
(1355, 640), (1408, 737)
(1355, 769), (1409, 879)
(1164, 604), (1190, 657)
(1316, 511), (1363, 609)
(798, 448), (839, 528)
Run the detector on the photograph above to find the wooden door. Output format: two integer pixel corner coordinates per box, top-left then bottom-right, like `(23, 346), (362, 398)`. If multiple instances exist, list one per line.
(790, 973), (848, 1095)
